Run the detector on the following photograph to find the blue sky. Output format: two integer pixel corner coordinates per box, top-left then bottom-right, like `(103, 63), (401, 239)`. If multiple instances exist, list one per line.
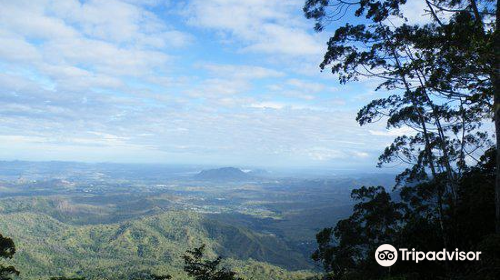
(0, 0), (425, 169)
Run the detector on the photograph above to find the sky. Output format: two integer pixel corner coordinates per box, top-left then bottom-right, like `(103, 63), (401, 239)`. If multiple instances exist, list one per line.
(0, 0), (428, 170)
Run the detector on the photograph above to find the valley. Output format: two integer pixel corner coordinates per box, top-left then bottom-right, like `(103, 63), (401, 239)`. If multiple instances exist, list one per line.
(0, 161), (395, 280)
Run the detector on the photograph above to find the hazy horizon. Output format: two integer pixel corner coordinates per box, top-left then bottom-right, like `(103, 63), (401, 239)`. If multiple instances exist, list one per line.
(0, 159), (402, 178)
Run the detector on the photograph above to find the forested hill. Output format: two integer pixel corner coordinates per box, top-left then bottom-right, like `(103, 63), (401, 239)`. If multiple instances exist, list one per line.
(0, 211), (315, 280)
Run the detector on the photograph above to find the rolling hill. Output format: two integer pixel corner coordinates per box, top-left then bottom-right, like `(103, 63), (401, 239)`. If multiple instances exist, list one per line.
(0, 211), (315, 280)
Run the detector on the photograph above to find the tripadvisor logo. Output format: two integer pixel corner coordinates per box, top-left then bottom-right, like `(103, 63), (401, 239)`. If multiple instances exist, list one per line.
(375, 244), (482, 267)
(375, 244), (398, 267)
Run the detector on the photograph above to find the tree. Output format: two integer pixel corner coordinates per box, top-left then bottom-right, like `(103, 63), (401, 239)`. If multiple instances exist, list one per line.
(304, 0), (500, 233)
(408, 0), (498, 233)
(49, 277), (86, 280)
(130, 272), (171, 280)
(304, 0), (496, 236)
(312, 186), (406, 279)
(0, 234), (19, 280)
(183, 245), (243, 280)
(310, 149), (498, 279)
(303, 1), (499, 279)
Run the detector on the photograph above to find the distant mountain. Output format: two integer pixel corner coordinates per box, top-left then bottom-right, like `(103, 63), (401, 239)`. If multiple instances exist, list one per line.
(246, 168), (271, 177)
(194, 167), (253, 181)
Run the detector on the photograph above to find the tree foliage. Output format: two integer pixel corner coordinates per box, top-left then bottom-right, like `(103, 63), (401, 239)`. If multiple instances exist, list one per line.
(0, 234), (19, 280)
(304, 0), (499, 279)
(312, 186), (406, 279)
(183, 245), (244, 280)
(304, 0), (498, 234)
(49, 277), (86, 280)
(312, 149), (498, 279)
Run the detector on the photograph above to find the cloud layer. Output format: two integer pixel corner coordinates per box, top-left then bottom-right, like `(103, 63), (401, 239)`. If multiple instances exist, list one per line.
(0, 0), (395, 168)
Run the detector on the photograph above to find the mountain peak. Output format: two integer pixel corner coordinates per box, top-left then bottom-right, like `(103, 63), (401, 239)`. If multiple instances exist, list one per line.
(194, 167), (252, 181)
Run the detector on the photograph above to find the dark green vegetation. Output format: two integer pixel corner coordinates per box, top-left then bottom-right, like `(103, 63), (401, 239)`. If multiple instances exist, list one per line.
(0, 232), (255, 280)
(313, 151), (498, 279)
(0, 163), (391, 279)
(304, 0), (499, 279)
(0, 233), (18, 280)
(0, 210), (314, 279)
(183, 245), (242, 280)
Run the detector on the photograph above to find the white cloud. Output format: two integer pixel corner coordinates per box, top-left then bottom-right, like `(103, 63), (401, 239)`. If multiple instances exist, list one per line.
(369, 127), (415, 137)
(185, 78), (251, 97)
(0, 0), (78, 40)
(304, 147), (345, 161)
(353, 151), (370, 158)
(0, 0), (190, 87)
(249, 102), (285, 110)
(0, 0), (400, 168)
(185, 0), (322, 56)
(262, 79), (332, 101)
(387, 0), (455, 26)
(287, 78), (325, 93)
(47, 0), (192, 47)
(201, 63), (285, 79)
(0, 31), (42, 63)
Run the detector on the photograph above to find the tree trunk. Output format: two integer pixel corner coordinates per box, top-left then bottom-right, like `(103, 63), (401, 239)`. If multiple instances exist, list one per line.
(389, 44), (449, 248)
(495, 0), (500, 234)
(495, 94), (500, 234)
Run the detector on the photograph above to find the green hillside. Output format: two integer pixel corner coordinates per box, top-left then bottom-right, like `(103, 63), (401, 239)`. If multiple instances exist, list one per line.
(0, 211), (315, 280)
